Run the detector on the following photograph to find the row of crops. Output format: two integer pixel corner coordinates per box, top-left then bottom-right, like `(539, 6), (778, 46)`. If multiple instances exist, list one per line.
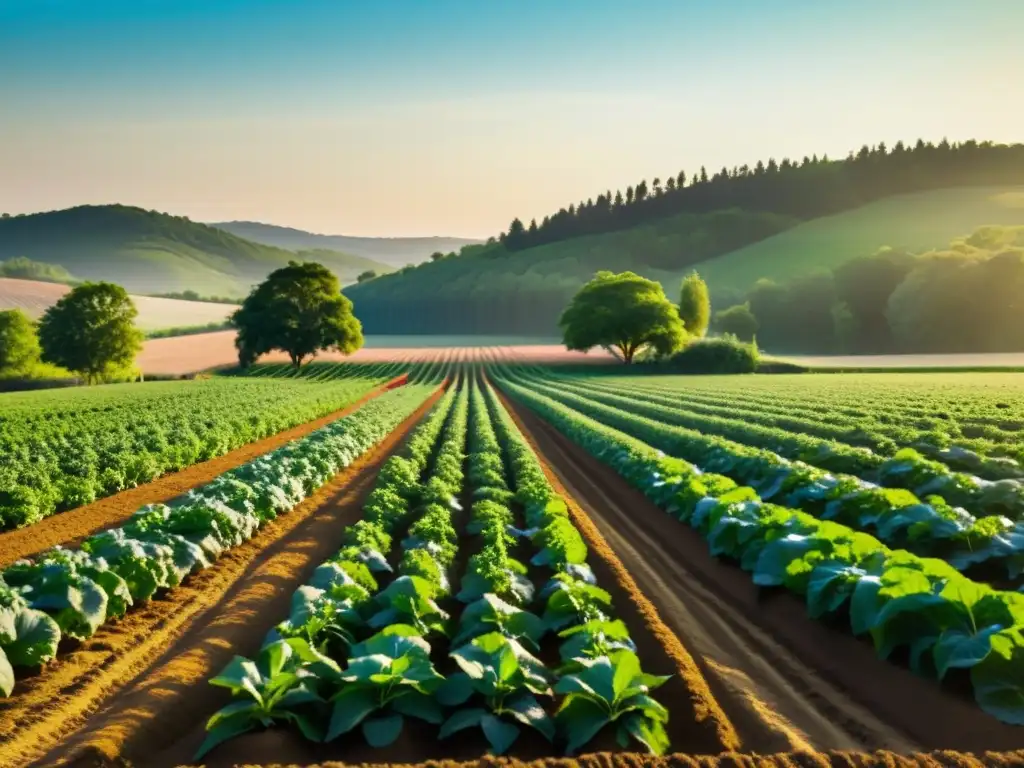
(0, 382), (439, 698)
(0, 363), (421, 531)
(494, 368), (1024, 725)
(198, 375), (674, 759)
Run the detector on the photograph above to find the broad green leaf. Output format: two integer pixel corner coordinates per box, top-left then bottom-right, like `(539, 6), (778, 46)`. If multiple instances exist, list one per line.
(480, 713), (520, 755)
(362, 713), (404, 747)
(392, 690), (444, 724)
(206, 700), (259, 731)
(286, 710), (325, 742)
(934, 625), (1004, 679)
(557, 694), (610, 755)
(210, 656), (262, 697)
(971, 629), (1024, 724)
(4, 608), (60, 667)
(621, 711), (671, 755)
(611, 650), (642, 699)
(436, 672), (474, 706)
(439, 707), (487, 739)
(326, 686), (378, 740)
(505, 691), (555, 741)
(194, 718), (255, 760)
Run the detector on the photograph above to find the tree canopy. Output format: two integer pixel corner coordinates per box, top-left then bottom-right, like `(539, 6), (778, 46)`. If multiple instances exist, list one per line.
(559, 270), (686, 364)
(37, 281), (143, 382)
(678, 271), (710, 337)
(712, 303), (758, 342)
(232, 260), (364, 368)
(0, 309), (41, 373)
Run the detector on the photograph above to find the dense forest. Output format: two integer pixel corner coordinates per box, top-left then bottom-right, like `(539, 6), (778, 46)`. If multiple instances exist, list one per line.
(722, 225), (1024, 355)
(497, 139), (1024, 250)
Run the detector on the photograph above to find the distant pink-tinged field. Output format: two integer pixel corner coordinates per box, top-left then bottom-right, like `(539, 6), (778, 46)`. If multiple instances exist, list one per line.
(137, 331), (613, 374)
(0, 278), (237, 331)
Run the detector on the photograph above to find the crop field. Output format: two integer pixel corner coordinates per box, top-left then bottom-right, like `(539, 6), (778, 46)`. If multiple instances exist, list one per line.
(0, 277), (239, 331)
(137, 331), (615, 374)
(1, 362), (1023, 768)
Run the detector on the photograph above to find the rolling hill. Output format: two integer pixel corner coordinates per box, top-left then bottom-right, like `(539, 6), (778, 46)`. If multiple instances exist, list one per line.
(0, 205), (393, 295)
(0, 277), (238, 331)
(344, 185), (1024, 335)
(210, 220), (483, 267)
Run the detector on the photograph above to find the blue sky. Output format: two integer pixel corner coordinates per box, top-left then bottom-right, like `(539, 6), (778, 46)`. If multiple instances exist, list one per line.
(1, 0), (1021, 237)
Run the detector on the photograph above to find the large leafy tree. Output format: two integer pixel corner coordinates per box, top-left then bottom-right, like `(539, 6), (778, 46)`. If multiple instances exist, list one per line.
(560, 271), (685, 364)
(678, 271), (710, 337)
(37, 282), (142, 382)
(713, 303), (758, 342)
(0, 309), (41, 373)
(233, 260), (364, 368)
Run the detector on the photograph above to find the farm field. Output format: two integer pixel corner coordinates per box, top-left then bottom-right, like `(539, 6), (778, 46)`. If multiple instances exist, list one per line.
(1, 363), (1023, 768)
(137, 331), (615, 374)
(0, 277), (239, 331)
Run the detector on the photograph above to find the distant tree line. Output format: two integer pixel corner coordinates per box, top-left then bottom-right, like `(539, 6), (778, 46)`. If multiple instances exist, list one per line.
(498, 139), (1024, 251)
(0, 256), (78, 284)
(714, 226), (1024, 354)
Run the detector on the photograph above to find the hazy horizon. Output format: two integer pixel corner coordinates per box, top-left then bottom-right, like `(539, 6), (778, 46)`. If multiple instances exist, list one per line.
(2, 0), (1022, 239)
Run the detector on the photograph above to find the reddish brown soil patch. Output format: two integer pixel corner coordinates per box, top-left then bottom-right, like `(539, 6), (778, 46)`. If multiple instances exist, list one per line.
(0, 382), (441, 768)
(0, 375), (407, 567)
(501, 393), (1024, 754)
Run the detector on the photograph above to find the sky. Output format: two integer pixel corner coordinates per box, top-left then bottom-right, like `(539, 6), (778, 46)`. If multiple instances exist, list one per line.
(1, 0), (1022, 238)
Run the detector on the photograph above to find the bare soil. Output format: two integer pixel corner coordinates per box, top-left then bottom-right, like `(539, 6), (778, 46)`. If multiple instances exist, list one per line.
(502, 395), (1024, 755)
(0, 383), (442, 768)
(0, 375), (407, 567)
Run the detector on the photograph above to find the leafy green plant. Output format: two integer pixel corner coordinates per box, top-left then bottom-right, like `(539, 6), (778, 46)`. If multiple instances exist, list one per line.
(196, 638), (329, 759)
(452, 594), (546, 650)
(438, 632), (555, 755)
(325, 627), (445, 745)
(554, 650), (670, 755)
(367, 575), (450, 636)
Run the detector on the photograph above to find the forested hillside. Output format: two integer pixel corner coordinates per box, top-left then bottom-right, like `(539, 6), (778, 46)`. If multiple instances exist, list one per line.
(345, 140), (1024, 337)
(0, 205), (392, 294)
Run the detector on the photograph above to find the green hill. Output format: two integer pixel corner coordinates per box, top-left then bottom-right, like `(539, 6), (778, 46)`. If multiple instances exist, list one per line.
(346, 186), (1024, 335)
(210, 220), (482, 268)
(699, 187), (1024, 298)
(0, 205), (393, 295)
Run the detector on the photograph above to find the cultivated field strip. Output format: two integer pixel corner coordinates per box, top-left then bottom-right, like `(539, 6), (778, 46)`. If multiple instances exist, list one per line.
(495, 372), (1024, 730)
(618, 374), (1024, 463)
(0, 366), (404, 530)
(183, 374), (734, 763)
(539, 375), (1024, 518)
(0, 384), (436, 700)
(510, 373), (1024, 589)
(566, 375), (1024, 479)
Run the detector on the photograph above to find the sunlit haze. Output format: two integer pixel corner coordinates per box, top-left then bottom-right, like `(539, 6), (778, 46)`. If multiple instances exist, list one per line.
(2, 0), (1021, 237)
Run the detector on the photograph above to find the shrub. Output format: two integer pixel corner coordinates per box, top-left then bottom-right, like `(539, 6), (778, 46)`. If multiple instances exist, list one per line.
(670, 334), (759, 374)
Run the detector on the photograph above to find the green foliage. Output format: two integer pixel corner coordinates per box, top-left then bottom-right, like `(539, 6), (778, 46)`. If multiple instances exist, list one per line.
(233, 261), (364, 368)
(560, 271), (686, 364)
(0, 309), (41, 373)
(0, 256), (76, 284)
(37, 282), (143, 382)
(356, 269), (377, 283)
(678, 271), (710, 337)
(670, 335), (759, 374)
(712, 302), (758, 342)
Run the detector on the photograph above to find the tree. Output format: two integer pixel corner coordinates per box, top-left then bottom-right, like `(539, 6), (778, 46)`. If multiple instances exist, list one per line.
(356, 270), (377, 283)
(678, 271), (710, 337)
(430, 251), (445, 262)
(37, 282), (143, 382)
(713, 303), (758, 342)
(232, 260), (363, 369)
(0, 309), (41, 373)
(560, 271), (685, 364)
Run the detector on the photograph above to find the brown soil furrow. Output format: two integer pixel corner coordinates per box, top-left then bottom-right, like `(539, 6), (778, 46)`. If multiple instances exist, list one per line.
(0, 374), (407, 567)
(0, 384), (443, 768)
(501, 394), (1024, 755)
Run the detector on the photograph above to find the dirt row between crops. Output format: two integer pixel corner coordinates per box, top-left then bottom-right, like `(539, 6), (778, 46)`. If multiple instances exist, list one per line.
(0, 374), (408, 568)
(0, 383), (445, 768)
(502, 396), (1024, 756)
